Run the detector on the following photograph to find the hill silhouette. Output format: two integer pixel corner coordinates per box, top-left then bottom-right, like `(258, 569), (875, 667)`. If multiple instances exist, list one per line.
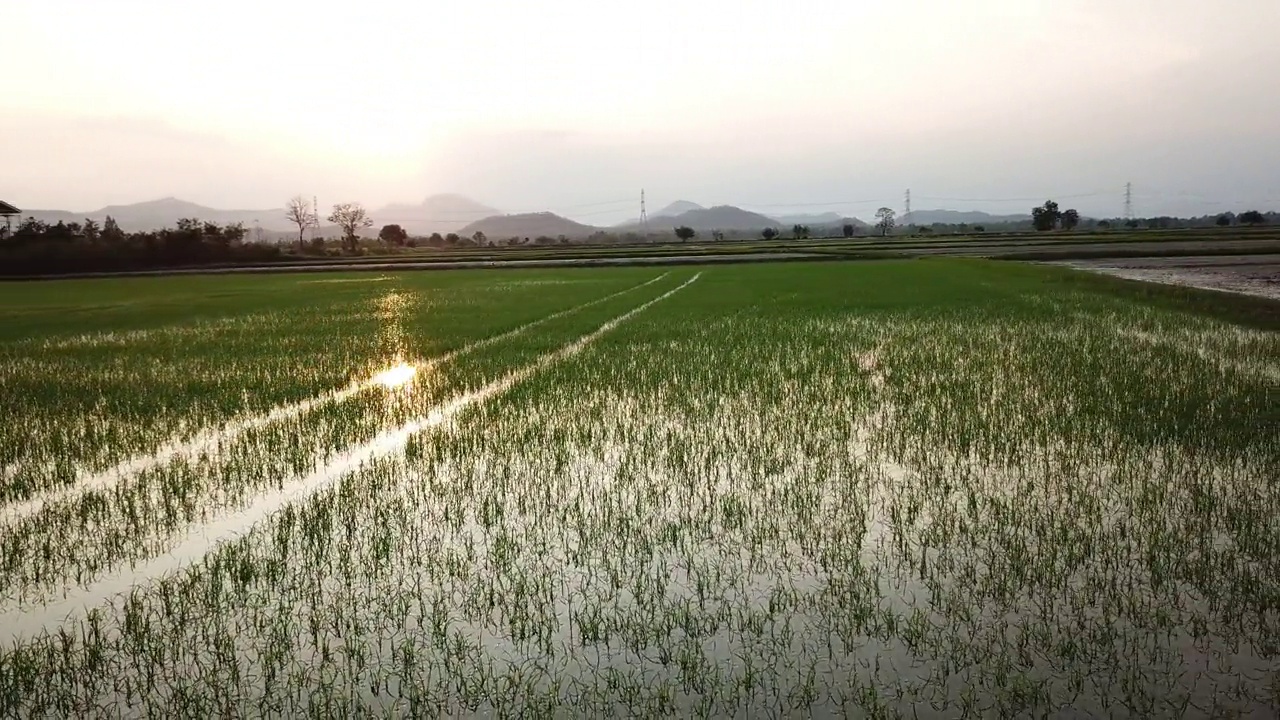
(459, 212), (600, 239)
(18, 194), (502, 236)
(665, 205), (782, 232)
(23, 197), (287, 233)
(652, 200), (705, 218)
(905, 209), (1029, 225)
(17, 196), (1038, 239)
(806, 216), (871, 232)
(374, 194), (499, 234)
(616, 205), (782, 234)
(770, 211), (847, 226)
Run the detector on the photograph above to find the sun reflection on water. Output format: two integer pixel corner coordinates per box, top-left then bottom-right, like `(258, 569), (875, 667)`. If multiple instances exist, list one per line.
(372, 362), (417, 389)
(369, 289), (418, 390)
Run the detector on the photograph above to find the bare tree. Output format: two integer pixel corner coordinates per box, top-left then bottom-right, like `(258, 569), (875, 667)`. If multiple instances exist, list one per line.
(328, 203), (373, 252)
(285, 196), (316, 249)
(875, 207), (896, 237)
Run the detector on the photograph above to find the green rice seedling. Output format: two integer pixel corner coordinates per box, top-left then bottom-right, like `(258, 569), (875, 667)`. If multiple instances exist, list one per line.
(0, 261), (1275, 716)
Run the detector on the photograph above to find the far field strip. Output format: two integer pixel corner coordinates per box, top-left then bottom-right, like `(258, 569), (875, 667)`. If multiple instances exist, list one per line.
(0, 273), (702, 641)
(1057, 261), (1280, 302)
(0, 272), (671, 526)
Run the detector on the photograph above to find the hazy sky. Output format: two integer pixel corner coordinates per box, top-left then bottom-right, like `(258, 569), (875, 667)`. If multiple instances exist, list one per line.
(4, 0), (1278, 221)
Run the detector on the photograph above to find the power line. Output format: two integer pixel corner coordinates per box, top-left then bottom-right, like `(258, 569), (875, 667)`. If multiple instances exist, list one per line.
(748, 189), (1138, 207)
(547, 198), (635, 211)
(914, 191), (1112, 203)
(371, 197), (636, 224)
(570, 206), (645, 218)
(743, 198), (889, 208)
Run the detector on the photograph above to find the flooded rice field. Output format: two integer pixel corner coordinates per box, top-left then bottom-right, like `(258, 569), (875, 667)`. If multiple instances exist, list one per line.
(0, 261), (1277, 716)
(1057, 254), (1280, 301)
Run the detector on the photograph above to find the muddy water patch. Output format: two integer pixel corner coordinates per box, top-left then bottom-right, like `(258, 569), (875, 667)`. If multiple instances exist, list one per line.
(1061, 261), (1280, 301)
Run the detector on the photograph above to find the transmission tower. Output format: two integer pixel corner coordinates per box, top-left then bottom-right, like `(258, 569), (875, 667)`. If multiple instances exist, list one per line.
(640, 189), (649, 237)
(313, 195), (320, 240)
(904, 189), (911, 224)
(1123, 183), (1133, 221)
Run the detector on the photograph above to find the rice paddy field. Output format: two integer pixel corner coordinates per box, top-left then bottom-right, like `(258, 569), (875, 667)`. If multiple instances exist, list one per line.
(0, 260), (1277, 717)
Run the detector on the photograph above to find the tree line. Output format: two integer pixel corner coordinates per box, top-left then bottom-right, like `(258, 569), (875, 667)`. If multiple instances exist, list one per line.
(1030, 200), (1270, 232)
(1, 197), (413, 274)
(0, 216), (284, 274)
(1, 193), (1273, 275)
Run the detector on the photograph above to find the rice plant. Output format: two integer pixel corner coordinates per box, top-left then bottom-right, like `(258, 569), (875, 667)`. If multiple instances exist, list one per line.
(0, 260), (1275, 717)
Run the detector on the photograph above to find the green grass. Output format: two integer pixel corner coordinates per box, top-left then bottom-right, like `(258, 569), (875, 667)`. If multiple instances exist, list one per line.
(0, 260), (1276, 716)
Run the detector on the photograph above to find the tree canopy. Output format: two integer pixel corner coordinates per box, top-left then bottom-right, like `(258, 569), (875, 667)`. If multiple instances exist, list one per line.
(378, 224), (409, 245)
(1239, 210), (1266, 226)
(1032, 201), (1061, 232)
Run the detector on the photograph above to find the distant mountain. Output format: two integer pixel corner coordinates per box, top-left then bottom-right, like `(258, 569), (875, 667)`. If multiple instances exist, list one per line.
(904, 209), (1029, 225)
(813, 216), (871, 231)
(19, 208), (80, 225)
(459, 212), (601, 239)
(15, 196), (1033, 239)
(668, 205), (782, 232)
(616, 204), (782, 233)
(613, 200), (706, 227)
(769, 211), (846, 226)
(22, 197), (289, 233)
(374, 194), (499, 235)
(653, 200), (705, 218)
(16, 193), (503, 236)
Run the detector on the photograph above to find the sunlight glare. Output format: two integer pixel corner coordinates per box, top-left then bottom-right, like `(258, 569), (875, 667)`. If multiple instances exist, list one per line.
(372, 362), (417, 389)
